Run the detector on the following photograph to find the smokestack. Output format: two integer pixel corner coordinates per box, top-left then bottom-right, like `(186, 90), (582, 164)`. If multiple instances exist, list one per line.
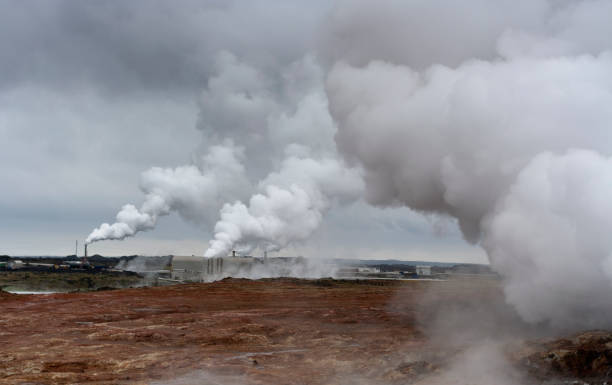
(83, 243), (88, 265)
(232, 250), (236, 257)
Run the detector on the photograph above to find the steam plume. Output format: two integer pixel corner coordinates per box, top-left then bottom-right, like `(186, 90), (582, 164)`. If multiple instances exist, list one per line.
(86, 143), (249, 244)
(205, 155), (363, 257)
(326, 0), (612, 328)
(87, 53), (358, 255)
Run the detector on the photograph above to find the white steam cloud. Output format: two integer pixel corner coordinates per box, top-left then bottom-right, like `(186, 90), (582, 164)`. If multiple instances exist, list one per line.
(86, 143), (249, 244)
(485, 150), (612, 329)
(87, 52), (361, 258)
(205, 155), (363, 257)
(326, 0), (612, 329)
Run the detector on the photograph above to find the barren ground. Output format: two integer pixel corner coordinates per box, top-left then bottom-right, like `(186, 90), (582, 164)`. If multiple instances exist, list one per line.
(0, 278), (610, 384)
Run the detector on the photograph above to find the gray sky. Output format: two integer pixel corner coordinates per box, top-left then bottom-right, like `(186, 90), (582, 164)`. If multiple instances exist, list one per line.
(0, 0), (485, 262)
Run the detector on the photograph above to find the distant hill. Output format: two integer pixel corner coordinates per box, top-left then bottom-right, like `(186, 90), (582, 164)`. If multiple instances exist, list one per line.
(333, 259), (466, 268)
(332, 258), (494, 275)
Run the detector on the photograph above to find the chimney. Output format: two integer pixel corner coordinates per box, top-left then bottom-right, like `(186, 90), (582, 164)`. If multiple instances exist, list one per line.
(232, 250), (236, 257)
(83, 244), (88, 265)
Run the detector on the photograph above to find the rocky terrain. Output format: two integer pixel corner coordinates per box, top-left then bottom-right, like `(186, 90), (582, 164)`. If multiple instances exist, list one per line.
(515, 331), (612, 383)
(0, 278), (609, 384)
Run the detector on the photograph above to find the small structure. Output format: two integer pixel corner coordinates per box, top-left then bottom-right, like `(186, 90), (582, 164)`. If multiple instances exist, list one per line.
(415, 265), (432, 276)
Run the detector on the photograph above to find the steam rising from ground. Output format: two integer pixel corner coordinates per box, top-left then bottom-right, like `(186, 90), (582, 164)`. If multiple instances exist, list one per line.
(384, 279), (547, 385)
(326, 0), (612, 330)
(412, 343), (526, 385)
(485, 150), (612, 329)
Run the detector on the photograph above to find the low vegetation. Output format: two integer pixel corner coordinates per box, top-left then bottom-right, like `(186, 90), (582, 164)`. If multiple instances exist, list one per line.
(0, 271), (142, 292)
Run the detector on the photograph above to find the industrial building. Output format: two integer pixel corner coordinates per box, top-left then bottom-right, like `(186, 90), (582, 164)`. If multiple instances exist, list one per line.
(169, 253), (325, 282)
(8, 260), (25, 270)
(171, 255), (262, 282)
(415, 265), (432, 276)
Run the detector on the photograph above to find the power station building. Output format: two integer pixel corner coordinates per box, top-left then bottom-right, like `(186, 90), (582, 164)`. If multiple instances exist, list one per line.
(415, 265), (432, 276)
(169, 254), (320, 282)
(171, 255), (261, 282)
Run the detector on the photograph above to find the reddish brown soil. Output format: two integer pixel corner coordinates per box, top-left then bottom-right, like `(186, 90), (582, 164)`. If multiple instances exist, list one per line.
(0, 279), (431, 384)
(0, 280), (423, 384)
(1, 278), (609, 385)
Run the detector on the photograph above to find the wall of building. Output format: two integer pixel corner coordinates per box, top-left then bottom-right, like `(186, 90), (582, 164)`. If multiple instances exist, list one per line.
(171, 255), (263, 282)
(416, 265), (432, 276)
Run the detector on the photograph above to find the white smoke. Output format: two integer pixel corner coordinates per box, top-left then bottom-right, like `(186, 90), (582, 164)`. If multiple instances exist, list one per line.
(328, 53), (612, 240)
(86, 203), (160, 244)
(484, 150), (612, 329)
(326, 0), (612, 329)
(198, 50), (370, 257)
(205, 155), (363, 258)
(86, 143), (250, 244)
(87, 52), (362, 259)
